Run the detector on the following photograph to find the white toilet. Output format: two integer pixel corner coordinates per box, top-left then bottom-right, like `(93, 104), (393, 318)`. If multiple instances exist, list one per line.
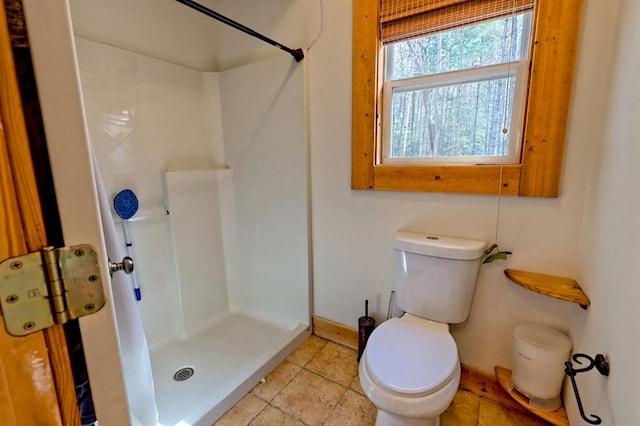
(359, 231), (486, 426)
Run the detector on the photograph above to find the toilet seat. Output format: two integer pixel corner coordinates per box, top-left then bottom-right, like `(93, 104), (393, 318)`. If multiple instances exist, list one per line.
(364, 315), (458, 398)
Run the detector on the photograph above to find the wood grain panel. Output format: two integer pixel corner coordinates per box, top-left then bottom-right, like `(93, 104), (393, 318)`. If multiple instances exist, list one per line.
(459, 364), (530, 414)
(312, 315), (358, 350)
(0, 5), (45, 248)
(504, 269), (590, 307)
(351, 0), (379, 190)
(374, 164), (521, 195)
(519, 0), (584, 197)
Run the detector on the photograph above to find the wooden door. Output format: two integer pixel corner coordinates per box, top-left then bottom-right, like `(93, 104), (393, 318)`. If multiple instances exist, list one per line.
(0, 3), (80, 425)
(12, 0), (132, 424)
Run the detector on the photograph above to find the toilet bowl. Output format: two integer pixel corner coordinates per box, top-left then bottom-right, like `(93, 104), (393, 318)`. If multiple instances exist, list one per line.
(359, 314), (461, 426)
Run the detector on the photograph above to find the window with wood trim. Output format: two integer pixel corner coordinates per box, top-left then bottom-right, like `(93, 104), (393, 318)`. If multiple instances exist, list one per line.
(352, 0), (584, 197)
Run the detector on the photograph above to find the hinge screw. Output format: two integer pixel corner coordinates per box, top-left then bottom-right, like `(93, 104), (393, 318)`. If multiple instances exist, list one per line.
(74, 249), (85, 257)
(23, 321), (35, 330)
(10, 261), (22, 270)
(5, 295), (18, 304)
(84, 303), (95, 312)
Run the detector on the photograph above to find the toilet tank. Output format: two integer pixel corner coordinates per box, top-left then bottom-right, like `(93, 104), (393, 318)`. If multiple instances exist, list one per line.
(393, 231), (486, 324)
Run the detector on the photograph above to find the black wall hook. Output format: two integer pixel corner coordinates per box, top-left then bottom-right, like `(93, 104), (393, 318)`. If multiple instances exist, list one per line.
(564, 353), (609, 425)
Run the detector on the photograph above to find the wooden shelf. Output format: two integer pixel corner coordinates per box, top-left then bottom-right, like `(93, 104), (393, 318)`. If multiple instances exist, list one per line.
(504, 269), (590, 309)
(495, 366), (569, 426)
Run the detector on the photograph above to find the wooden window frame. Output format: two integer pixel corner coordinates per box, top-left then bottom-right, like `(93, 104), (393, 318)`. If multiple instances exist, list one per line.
(352, 0), (584, 197)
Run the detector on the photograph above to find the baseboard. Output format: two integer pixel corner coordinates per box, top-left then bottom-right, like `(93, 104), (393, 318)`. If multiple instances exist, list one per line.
(312, 315), (358, 350)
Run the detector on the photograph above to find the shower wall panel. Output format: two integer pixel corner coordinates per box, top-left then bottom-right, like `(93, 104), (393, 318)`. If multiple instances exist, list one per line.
(163, 169), (230, 337)
(74, 37), (218, 205)
(75, 37), (226, 347)
(219, 55), (309, 328)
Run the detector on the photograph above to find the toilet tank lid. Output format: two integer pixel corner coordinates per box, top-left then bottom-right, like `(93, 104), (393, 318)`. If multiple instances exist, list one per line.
(393, 231), (486, 260)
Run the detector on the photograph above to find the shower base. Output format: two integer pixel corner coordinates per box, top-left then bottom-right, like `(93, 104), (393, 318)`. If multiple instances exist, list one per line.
(151, 312), (308, 426)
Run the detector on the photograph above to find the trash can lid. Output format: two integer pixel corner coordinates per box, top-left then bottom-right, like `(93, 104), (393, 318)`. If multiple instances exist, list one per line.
(514, 323), (572, 353)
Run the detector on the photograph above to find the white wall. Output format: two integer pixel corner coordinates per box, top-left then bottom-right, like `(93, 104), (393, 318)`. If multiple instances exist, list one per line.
(304, 0), (605, 368)
(207, 2), (637, 423)
(303, 2), (637, 423)
(570, 0), (640, 423)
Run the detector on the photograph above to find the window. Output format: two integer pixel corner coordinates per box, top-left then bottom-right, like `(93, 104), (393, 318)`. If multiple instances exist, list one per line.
(352, 0), (584, 197)
(383, 13), (531, 165)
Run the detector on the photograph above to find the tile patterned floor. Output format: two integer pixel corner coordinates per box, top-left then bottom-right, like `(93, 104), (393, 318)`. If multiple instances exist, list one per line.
(214, 335), (550, 426)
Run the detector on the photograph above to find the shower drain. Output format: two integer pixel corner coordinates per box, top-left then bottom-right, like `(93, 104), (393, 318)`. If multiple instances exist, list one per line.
(173, 367), (195, 382)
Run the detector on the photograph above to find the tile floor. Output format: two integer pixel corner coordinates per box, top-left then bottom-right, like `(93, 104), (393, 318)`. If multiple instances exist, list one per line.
(214, 335), (550, 426)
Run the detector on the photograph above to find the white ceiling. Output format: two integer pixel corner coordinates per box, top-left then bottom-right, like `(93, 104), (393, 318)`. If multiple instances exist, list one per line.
(68, 0), (320, 71)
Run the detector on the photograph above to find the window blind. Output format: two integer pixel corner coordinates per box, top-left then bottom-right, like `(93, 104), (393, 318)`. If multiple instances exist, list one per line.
(380, 0), (535, 43)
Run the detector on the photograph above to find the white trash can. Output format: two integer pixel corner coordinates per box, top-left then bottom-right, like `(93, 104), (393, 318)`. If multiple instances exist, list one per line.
(512, 323), (572, 411)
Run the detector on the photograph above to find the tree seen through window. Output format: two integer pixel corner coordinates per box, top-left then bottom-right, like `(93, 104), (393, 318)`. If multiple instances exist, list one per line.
(384, 14), (530, 163)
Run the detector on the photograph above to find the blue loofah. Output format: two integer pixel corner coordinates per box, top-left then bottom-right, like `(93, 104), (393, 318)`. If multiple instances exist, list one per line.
(113, 189), (139, 220)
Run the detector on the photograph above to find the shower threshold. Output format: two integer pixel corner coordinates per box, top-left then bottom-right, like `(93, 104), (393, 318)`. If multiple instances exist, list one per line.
(151, 312), (308, 426)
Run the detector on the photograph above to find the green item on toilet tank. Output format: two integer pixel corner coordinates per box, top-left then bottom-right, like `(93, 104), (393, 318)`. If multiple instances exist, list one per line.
(483, 251), (512, 264)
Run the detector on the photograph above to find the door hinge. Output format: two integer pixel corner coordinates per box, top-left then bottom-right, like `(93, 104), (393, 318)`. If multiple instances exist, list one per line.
(0, 245), (106, 336)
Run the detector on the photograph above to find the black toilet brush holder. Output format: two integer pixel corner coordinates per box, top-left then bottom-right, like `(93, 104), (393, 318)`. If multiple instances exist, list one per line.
(357, 300), (375, 363)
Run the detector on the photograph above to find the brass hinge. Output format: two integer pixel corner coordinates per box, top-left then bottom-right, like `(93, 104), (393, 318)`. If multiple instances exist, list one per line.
(0, 245), (106, 336)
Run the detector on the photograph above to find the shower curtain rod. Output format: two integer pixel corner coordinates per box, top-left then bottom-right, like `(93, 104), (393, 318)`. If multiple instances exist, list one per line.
(175, 0), (305, 62)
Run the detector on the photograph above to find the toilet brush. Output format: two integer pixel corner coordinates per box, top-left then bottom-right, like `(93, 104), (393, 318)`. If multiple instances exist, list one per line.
(357, 300), (375, 363)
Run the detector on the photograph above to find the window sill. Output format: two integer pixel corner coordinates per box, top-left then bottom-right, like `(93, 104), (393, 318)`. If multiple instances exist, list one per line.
(355, 163), (521, 195)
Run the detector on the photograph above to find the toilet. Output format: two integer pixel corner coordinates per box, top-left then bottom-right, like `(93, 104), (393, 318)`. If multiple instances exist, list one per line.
(359, 231), (486, 426)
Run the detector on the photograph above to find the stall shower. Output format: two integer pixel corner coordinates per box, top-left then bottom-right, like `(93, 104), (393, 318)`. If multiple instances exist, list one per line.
(75, 36), (310, 425)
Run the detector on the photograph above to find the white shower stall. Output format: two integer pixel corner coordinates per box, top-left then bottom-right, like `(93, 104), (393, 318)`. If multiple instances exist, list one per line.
(75, 36), (310, 425)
